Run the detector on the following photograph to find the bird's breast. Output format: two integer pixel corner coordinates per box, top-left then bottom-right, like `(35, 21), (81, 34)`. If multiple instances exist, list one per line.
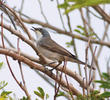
(37, 44), (64, 61)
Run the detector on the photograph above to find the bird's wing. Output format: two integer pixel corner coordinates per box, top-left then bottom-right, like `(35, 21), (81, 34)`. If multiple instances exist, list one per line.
(38, 37), (77, 59)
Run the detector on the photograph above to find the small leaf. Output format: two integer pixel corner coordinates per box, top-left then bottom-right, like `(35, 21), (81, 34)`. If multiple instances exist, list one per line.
(91, 90), (100, 95)
(100, 92), (110, 98)
(74, 29), (82, 34)
(1, 91), (12, 96)
(34, 91), (43, 99)
(37, 87), (45, 98)
(58, 1), (69, 9)
(100, 84), (110, 89)
(77, 25), (84, 31)
(0, 81), (8, 90)
(46, 94), (49, 99)
(57, 91), (65, 97)
(102, 73), (110, 80)
(66, 39), (73, 47)
(20, 96), (28, 100)
(0, 62), (3, 69)
(64, 0), (110, 13)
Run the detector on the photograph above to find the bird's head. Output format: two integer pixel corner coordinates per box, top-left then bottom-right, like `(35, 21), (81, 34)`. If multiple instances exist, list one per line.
(31, 27), (50, 39)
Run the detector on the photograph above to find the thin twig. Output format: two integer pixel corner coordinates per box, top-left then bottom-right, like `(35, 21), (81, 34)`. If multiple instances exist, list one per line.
(97, 23), (109, 58)
(64, 60), (74, 100)
(85, 37), (91, 96)
(1, 2), (32, 40)
(1, 4), (17, 30)
(1, 13), (31, 100)
(92, 6), (110, 24)
(19, 0), (24, 16)
(80, 9), (102, 80)
(54, 64), (65, 99)
(54, 70), (58, 100)
(0, 47), (93, 93)
(17, 37), (30, 99)
(88, 8), (103, 20)
(89, 46), (97, 86)
(37, 0), (49, 23)
(66, 8), (82, 76)
(56, 0), (66, 31)
(17, 13), (110, 48)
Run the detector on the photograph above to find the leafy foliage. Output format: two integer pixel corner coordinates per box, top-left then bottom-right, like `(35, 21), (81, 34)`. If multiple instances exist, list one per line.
(94, 73), (110, 99)
(20, 96), (28, 100)
(74, 25), (98, 39)
(58, 0), (110, 13)
(56, 91), (65, 97)
(95, 73), (110, 89)
(1, 91), (12, 98)
(76, 90), (105, 100)
(34, 87), (49, 100)
(0, 81), (8, 90)
(0, 81), (12, 99)
(66, 39), (74, 47)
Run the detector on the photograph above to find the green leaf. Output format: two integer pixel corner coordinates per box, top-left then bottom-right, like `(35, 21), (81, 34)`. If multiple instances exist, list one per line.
(34, 91), (43, 99)
(46, 94), (49, 99)
(102, 73), (110, 80)
(56, 91), (65, 97)
(100, 84), (110, 89)
(58, 1), (69, 9)
(20, 96), (28, 100)
(1, 91), (12, 98)
(1, 91), (12, 96)
(77, 25), (84, 30)
(66, 40), (73, 47)
(61, 0), (110, 13)
(74, 29), (82, 34)
(91, 90), (100, 95)
(95, 79), (110, 89)
(0, 97), (6, 100)
(67, 0), (77, 2)
(100, 92), (110, 98)
(0, 81), (8, 90)
(0, 62), (3, 69)
(37, 87), (45, 98)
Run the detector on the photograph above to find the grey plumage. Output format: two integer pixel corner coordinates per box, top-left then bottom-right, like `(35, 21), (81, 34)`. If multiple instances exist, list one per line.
(32, 27), (95, 70)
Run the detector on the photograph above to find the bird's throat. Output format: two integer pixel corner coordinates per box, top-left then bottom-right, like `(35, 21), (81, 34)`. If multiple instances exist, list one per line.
(36, 31), (43, 40)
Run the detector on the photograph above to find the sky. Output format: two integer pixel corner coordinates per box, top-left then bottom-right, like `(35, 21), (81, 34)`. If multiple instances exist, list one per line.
(0, 0), (110, 100)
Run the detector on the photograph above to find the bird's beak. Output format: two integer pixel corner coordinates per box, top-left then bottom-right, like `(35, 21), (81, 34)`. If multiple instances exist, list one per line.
(31, 27), (42, 36)
(31, 27), (36, 31)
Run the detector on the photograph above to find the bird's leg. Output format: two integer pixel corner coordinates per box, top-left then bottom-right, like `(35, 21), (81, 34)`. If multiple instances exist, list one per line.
(50, 61), (62, 71)
(43, 61), (56, 71)
(43, 61), (56, 67)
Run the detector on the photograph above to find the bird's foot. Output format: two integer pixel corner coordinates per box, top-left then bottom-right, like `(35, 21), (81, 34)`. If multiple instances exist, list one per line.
(44, 61), (56, 67)
(49, 68), (54, 72)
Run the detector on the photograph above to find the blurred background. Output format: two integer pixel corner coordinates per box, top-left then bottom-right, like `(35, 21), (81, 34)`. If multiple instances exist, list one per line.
(0, 0), (110, 100)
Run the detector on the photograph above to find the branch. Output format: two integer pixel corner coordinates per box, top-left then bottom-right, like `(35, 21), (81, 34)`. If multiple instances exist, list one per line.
(92, 6), (110, 24)
(0, 48), (81, 96)
(0, 2), (32, 40)
(20, 16), (110, 48)
(0, 46), (94, 92)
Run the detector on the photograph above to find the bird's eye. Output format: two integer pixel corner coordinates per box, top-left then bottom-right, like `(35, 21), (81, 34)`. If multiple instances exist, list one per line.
(39, 28), (42, 31)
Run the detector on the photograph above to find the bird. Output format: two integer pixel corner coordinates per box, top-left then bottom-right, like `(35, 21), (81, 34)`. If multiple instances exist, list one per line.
(31, 27), (95, 70)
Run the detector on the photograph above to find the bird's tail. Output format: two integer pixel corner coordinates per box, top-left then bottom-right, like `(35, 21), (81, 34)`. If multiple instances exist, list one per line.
(75, 59), (96, 70)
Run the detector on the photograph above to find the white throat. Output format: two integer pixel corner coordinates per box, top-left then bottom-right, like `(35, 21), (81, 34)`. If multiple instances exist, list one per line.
(36, 30), (43, 41)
